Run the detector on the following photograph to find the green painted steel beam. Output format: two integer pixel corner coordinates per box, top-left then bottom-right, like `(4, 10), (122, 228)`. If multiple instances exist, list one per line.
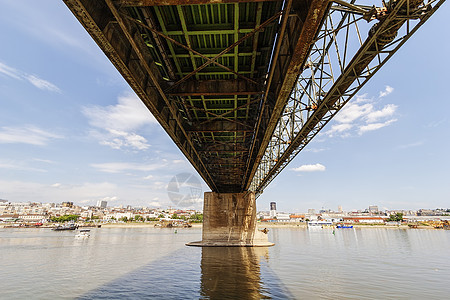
(119, 1), (282, 7)
(177, 6), (200, 80)
(171, 46), (268, 54)
(233, 3), (239, 80)
(165, 28), (254, 36)
(187, 96), (199, 119)
(249, 2), (262, 79)
(153, 6), (184, 78)
(179, 71), (257, 75)
(168, 52), (257, 58)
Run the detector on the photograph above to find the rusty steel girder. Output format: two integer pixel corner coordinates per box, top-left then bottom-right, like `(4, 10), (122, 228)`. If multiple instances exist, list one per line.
(63, 0), (443, 195)
(118, 0), (283, 6)
(250, 0), (445, 195)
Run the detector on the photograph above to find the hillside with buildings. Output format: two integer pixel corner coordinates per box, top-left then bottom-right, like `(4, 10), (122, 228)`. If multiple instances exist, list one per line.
(1, 199), (449, 228)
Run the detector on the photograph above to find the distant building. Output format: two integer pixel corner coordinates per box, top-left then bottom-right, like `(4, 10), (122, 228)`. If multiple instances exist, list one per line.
(19, 214), (48, 222)
(308, 209), (316, 215)
(270, 202), (276, 211)
(417, 209), (439, 216)
(338, 206), (343, 213)
(62, 202), (73, 208)
(289, 215), (305, 222)
(97, 200), (107, 208)
(343, 216), (385, 224)
(276, 213), (290, 221)
(270, 202), (277, 217)
(369, 205), (379, 214)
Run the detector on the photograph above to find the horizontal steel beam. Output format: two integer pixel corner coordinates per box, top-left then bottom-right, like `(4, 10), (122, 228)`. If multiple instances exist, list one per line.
(119, 0), (282, 6)
(168, 79), (262, 96)
(188, 120), (252, 132)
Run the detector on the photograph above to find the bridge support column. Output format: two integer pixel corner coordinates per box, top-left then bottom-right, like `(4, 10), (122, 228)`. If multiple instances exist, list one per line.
(187, 192), (274, 247)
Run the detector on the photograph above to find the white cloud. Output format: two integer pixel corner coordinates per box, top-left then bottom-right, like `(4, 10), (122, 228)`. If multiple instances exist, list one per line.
(354, 93), (370, 103)
(99, 129), (149, 150)
(172, 159), (186, 164)
(325, 123), (353, 137)
(91, 162), (166, 173)
(0, 125), (62, 145)
(335, 102), (372, 124)
(0, 61), (61, 92)
(366, 104), (397, 123)
(32, 158), (56, 164)
(379, 85), (394, 98)
(25, 74), (61, 93)
(83, 93), (156, 151)
(304, 148), (327, 153)
(325, 89), (398, 138)
(358, 119), (397, 134)
(99, 196), (118, 202)
(0, 62), (21, 79)
(83, 93), (156, 131)
(292, 163), (326, 172)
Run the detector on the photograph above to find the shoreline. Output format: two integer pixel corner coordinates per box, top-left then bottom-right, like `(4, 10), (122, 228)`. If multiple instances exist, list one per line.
(0, 223), (442, 230)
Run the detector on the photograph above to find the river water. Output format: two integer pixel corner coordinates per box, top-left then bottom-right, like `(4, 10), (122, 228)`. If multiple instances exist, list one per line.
(1, 227), (449, 299)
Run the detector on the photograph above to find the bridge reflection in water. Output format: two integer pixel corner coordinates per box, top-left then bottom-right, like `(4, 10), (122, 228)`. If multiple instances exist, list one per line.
(200, 247), (269, 299)
(79, 246), (291, 299)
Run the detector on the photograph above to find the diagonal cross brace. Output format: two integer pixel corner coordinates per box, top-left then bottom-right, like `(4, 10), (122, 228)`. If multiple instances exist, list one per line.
(198, 97), (262, 126)
(121, 13), (258, 85)
(104, 0), (218, 190)
(166, 10), (284, 92)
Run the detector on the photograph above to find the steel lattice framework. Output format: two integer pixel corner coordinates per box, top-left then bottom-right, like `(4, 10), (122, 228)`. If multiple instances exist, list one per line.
(250, 0), (446, 195)
(64, 0), (444, 196)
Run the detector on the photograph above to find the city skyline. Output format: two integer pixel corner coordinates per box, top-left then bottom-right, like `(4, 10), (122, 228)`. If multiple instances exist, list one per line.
(2, 198), (448, 218)
(1, 2), (449, 212)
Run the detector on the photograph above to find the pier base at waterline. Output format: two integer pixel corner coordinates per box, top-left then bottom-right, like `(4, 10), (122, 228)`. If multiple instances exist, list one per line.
(186, 192), (274, 247)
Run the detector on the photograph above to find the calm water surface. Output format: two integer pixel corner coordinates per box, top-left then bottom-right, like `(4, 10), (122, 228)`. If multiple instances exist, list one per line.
(1, 227), (449, 299)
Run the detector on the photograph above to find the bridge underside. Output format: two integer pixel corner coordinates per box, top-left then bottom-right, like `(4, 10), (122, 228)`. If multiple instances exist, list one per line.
(65, 0), (443, 246)
(64, 0), (443, 197)
(64, 0), (328, 193)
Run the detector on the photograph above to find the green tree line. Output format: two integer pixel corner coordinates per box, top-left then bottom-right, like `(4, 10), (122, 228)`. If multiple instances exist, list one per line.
(50, 214), (79, 223)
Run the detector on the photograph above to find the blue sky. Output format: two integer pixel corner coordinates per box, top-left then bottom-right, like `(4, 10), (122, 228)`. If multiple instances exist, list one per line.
(0, 1), (449, 212)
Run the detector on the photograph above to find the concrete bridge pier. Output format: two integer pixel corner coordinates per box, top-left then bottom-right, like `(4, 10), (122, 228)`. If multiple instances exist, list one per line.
(186, 192), (274, 247)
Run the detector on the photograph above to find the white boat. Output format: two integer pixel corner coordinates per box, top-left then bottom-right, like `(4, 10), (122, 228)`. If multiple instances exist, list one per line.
(75, 229), (90, 238)
(307, 221), (333, 228)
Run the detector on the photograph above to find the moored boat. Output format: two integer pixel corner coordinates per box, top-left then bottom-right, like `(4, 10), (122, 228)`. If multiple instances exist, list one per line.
(307, 221), (333, 228)
(75, 229), (90, 238)
(336, 224), (353, 229)
(52, 223), (78, 231)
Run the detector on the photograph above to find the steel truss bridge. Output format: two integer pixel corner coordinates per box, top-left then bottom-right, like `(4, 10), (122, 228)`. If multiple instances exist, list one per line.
(64, 0), (444, 196)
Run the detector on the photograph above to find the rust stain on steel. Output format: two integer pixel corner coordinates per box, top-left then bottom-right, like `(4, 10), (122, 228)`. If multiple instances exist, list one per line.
(244, 0), (329, 190)
(168, 79), (262, 96)
(243, 0), (293, 187)
(254, 0), (427, 192)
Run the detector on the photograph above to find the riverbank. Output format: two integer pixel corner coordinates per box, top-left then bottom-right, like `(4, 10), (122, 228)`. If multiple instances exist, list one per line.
(101, 222), (202, 228)
(0, 222), (443, 230)
(88, 222), (441, 230)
